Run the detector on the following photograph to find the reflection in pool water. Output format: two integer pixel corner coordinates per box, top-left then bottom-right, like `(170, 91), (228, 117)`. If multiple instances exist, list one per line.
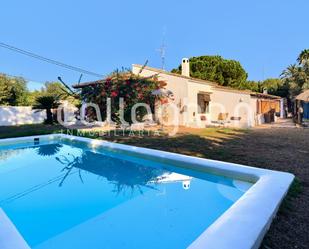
(55, 149), (167, 194)
(0, 141), (252, 249)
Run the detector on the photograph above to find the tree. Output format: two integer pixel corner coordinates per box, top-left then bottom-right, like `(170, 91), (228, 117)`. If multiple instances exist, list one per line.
(260, 78), (289, 97)
(297, 49), (309, 66)
(55, 150), (164, 194)
(42, 82), (70, 99)
(42, 81), (80, 106)
(0, 75), (10, 105)
(297, 49), (309, 90)
(33, 95), (60, 124)
(238, 80), (261, 92)
(278, 49), (309, 98)
(82, 71), (166, 124)
(36, 144), (63, 157)
(0, 74), (79, 107)
(281, 64), (309, 97)
(171, 55), (248, 88)
(27, 90), (43, 106)
(25, 81), (78, 106)
(0, 74), (29, 106)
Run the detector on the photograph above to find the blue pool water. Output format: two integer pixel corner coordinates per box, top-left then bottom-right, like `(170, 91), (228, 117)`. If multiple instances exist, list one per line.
(0, 139), (252, 249)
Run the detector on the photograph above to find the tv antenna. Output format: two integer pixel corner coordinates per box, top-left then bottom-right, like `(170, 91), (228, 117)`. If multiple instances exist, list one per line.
(156, 28), (167, 70)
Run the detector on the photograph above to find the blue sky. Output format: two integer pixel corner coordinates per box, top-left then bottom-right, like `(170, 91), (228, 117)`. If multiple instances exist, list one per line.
(0, 0), (308, 90)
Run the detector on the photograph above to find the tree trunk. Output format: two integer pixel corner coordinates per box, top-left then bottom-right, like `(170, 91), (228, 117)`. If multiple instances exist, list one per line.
(46, 109), (53, 124)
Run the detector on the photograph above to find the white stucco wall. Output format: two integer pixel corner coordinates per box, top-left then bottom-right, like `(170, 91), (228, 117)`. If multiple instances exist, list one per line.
(133, 65), (188, 125)
(250, 97), (259, 126)
(0, 106), (46, 126)
(132, 65), (188, 99)
(132, 65), (256, 128)
(210, 89), (255, 128)
(186, 81), (213, 127)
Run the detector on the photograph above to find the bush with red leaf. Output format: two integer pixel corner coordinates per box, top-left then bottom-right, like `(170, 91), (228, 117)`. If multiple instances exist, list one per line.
(81, 71), (167, 124)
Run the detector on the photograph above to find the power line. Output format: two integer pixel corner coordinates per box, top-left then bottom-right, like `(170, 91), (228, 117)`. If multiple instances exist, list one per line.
(0, 42), (105, 78)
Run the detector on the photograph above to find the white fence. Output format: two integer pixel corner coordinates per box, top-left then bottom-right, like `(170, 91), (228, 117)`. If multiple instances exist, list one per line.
(0, 106), (46, 126)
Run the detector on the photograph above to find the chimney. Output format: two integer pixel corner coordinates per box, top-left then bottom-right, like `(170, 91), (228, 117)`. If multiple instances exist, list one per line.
(181, 58), (190, 77)
(263, 88), (268, 94)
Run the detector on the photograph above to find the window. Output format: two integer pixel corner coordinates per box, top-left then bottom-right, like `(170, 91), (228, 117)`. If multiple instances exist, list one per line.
(197, 93), (210, 113)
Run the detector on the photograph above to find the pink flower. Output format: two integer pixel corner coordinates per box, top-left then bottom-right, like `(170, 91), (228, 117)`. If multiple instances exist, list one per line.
(111, 91), (118, 97)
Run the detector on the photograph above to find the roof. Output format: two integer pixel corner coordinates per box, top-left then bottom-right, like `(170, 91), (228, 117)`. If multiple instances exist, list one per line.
(132, 64), (219, 87)
(72, 63), (281, 100)
(250, 92), (282, 100)
(296, 89), (309, 102)
(72, 72), (135, 89)
(133, 64), (281, 99)
(72, 79), (105, 89)
(72, 71), (157, 89)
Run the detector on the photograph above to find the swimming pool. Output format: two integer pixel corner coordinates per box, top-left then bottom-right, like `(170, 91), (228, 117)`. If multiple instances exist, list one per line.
(0, 134), (294, 249)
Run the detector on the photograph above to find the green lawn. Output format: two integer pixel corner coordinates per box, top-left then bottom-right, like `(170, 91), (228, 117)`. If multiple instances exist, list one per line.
(0, 124), (63, 139)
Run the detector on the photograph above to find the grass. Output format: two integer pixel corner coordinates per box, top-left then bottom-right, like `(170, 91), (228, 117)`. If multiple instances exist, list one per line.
(0, 124), (308, 249)
(0, 124), (63, 139)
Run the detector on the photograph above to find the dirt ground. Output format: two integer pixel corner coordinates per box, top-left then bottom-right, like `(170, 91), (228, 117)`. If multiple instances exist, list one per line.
(1, 125), (308, 248)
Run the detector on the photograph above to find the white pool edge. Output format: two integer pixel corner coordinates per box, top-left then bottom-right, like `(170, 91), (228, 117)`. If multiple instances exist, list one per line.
(0, 209), (31, 249)
(0, 134), (295, 249)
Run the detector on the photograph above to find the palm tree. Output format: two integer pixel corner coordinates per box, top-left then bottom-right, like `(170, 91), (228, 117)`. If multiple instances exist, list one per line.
(298, 49), (309, 65)
(33, 95), (60, 124)
(281, 64), (306, 97)
(56, 151), (164, 193)
(36, 144), (63, 157)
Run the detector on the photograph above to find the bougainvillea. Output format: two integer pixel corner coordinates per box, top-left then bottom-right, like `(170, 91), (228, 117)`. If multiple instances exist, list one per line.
(81, 71), (167, 124)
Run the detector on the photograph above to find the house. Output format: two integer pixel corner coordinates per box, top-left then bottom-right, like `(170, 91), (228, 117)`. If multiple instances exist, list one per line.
(132, 59), (282, 128)
(73, 58), (282, 128)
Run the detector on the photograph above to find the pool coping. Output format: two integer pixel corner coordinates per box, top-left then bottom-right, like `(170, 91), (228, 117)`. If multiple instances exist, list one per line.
(0, 134), (295, 249)
(0, 209), (30, 249)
